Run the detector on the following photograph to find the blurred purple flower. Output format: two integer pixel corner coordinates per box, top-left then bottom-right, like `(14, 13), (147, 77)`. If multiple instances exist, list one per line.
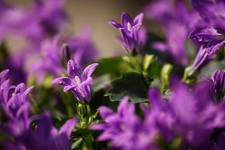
(0, 69), (33, 137)
(149, 81), (225, 149)
(201, 70), (225, 101)
(0, 70), (76, 150)
(0, 70), (32, 120)
(92, 97), (157, 150)
(145, 0), (199, 65)
(30, 36), (64, 82)
(67, 28), (98, 66)
(29, 30), (98, 83)
(93, 80), (225, 149)
(111, 12), (146, 54)
(3, 113), (77, 150)
(52, 60), (98, 103)
(189, 0), (225, 71)
(0, 0), (67, 43)
(211, 70), (225, 98)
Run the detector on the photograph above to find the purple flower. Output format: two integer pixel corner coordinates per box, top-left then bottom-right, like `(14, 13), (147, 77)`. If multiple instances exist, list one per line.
(93, 81), (225, 149)
(145, 0), (199, 65)
(189, 0), (225, 71)
(52, 60), (98, 103)
(189, 27), (225, 72)
(0, 0), (68, 84)
(0, 69), (9, 84)
(30, 36), (64, 82)
(3, 112), (77, 150)
(0, 70), (33, 138)
(148, 81), (225, 149)
(211, 70), (225, 97)
(0, 0), (67, 43)
(201, 70), (225, 101)
(92, 97), (157, 150)
(0, 70), (32, 121)
(29, 31), (98, 83)
(0, 70), (76, 149)
(111, 12), (146, 54)
(67, 28), (98, 66)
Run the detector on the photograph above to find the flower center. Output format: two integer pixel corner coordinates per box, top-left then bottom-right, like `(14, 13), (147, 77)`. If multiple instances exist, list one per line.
(75, 76), (81, 85)
(127, 22), (132, 32)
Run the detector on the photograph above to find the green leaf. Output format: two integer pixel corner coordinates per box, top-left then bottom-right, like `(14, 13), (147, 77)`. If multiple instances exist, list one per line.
(94, 57), (124, 77)
(92, 75), (110, 93)
(145, 57), (162, 79)
(160, 64), (173, 91)
(94, 56), (133, 77)
(107, 72), (149, 103)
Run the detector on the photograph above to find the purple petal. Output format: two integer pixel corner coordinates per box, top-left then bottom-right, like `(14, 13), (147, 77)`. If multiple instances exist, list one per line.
(52, 77), (71, 86)
(98, 106), (113, 119)
(152, 42), (168, 52)
(90, 123), (106, 130)
(121, 12), (133, 26)
(59, 118), (77, 138)
(148, 88), (162, 109)
(134, 13), (144, 26)
(82, 63), (99, 79)
(111, 20), (122, 29)
(117, 96), (135, 117)
(0, 69), (9, 84)
(67, 60), (81, 78)
(190, 27), (224, 45)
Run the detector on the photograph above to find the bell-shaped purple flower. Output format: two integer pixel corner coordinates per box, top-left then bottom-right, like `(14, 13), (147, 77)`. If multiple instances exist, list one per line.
(189, 0), (225, 71)
(3, 112), (77, 150)
(30, 36), (64, 82)
(52, 60), (98, 103)
(148, 81), (225, 149)
(67, 28), (98, 66)
(204, 70), (225, 102)
(189, 27), (225, 72)
(0, 0), (67, 43)
(92, 97), (156, 150)
(145, 0), (200, 65)
(111, 12), (146, 54)
(0, 70), (33, 137)
(0, 70), (33, 121)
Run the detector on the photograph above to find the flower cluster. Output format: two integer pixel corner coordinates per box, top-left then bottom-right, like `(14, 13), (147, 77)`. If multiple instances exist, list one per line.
(145, 0), (199, 65)
(0, 70), (77, 150)
(93, 77), (225, 150)
(0, 0), (225, 149)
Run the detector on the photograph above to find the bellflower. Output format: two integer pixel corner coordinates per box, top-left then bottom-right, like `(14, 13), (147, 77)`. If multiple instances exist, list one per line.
(148, 81), (225, 149)
(111, 12), (146, 54)
(145, 0), (199, 65)
(30, 36), (64, 82)
(189, 27), (225, 72)
(92, 97), (157, 150)
(211, 70), (225, 97)
(67, 28), (98, 66)
(0, 69), (33, 138)
(0, 70), (32, 120)
(52, 60), (98, 103)
(30, 31), (98, 83)
(0, 0), (68, 84)
(3, 113), (77, 150)
(0, 0), (67, 43)
(189, 0), (225, 71)
(201, 70), (225, 101)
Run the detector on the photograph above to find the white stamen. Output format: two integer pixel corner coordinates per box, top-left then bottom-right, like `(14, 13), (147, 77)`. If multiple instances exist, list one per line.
(127, 22), (132, 32)
(75, 76), (81, 85)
